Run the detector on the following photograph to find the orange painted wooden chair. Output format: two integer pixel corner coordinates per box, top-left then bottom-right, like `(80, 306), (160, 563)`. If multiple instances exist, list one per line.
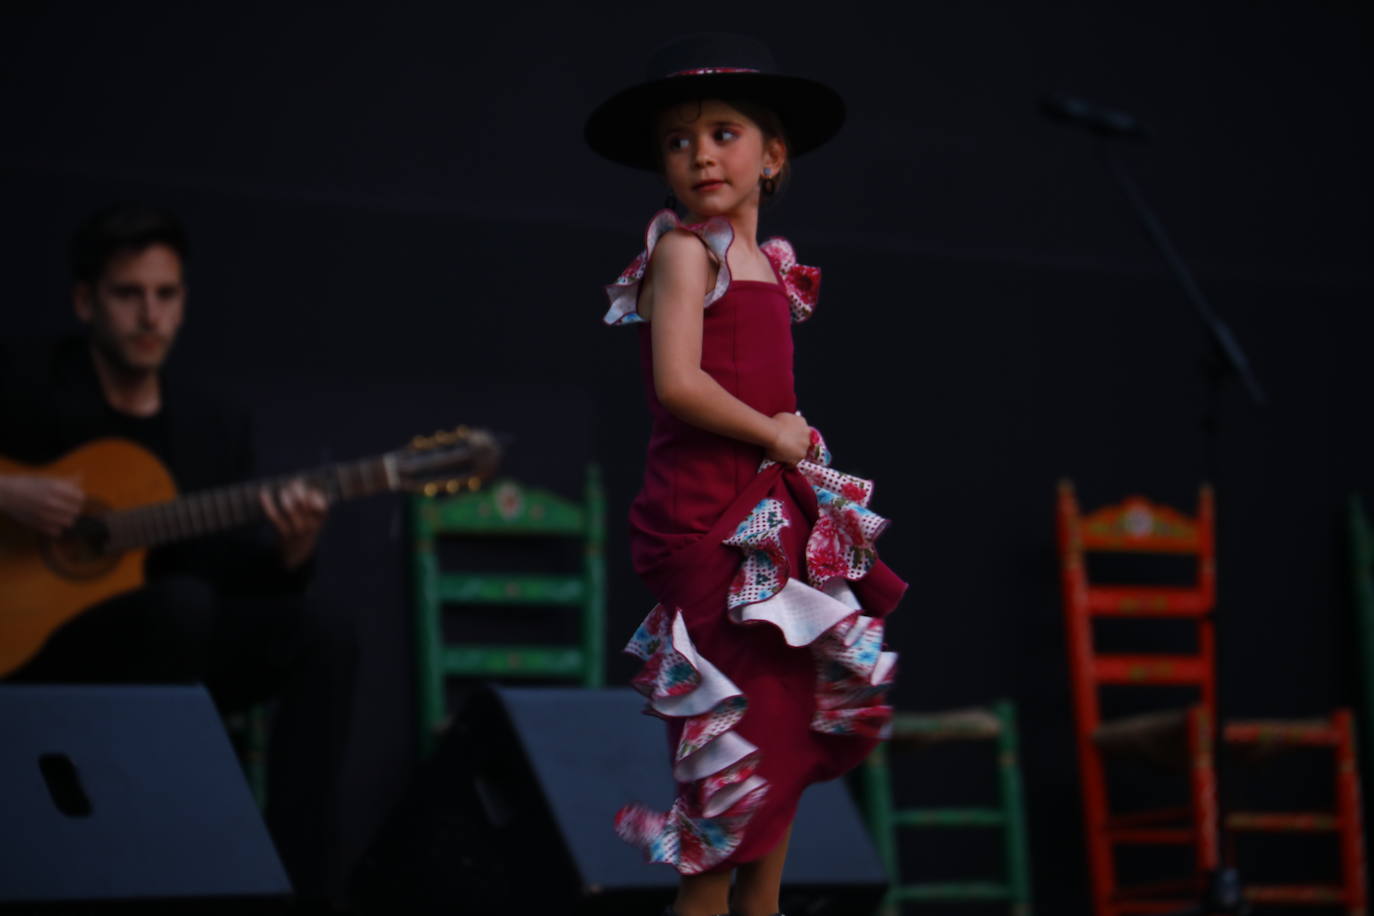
(1056, 480), (1367, 915)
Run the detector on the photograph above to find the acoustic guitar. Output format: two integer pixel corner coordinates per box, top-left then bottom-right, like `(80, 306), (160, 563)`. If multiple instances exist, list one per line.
(0, 427), (500, 676)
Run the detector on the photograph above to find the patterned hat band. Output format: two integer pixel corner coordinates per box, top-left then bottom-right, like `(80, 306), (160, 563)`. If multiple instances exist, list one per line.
(667, 67), (761, 77)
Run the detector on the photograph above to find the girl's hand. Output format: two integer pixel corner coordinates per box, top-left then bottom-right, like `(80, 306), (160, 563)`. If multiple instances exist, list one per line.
(766, 412), (812, 466)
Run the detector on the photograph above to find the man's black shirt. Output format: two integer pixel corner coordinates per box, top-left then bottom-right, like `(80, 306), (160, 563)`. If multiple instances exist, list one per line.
(0, 335), (306, 595)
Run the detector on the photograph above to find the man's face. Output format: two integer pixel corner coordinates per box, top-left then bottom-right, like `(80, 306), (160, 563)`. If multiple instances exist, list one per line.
(75, 243), (185, 374)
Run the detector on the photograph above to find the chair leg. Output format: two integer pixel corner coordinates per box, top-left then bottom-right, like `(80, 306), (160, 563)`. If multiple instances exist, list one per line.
(225, 704), (271, 809)
(995, 700), (1033, 916)
(582, 463), (606, 689)
(411, 502), (445, 759)
(1078, 741), (1116, 915)
(1187, 705), (1220, 874)
(1332, 709), (1368, 911)
(859, 746), (899, 916)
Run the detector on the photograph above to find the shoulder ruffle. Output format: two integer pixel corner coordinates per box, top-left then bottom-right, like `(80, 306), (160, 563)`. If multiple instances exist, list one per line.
(761, 238), (821, 323)
(602, 210), (735, 326)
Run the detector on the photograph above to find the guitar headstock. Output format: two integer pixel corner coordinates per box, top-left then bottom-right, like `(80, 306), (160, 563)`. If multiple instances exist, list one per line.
(394, 426), (502, 496)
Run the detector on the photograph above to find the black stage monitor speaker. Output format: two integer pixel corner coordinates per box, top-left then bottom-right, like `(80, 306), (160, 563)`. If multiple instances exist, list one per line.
(353, 686), (886, 915)
(0, 684), (291, 912)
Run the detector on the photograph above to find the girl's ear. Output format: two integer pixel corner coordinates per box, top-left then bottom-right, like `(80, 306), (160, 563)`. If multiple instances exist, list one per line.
(762, 136), (787, 174)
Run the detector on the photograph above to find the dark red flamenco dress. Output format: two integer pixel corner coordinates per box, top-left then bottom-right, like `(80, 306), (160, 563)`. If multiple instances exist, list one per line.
(604, 211), (906, 875)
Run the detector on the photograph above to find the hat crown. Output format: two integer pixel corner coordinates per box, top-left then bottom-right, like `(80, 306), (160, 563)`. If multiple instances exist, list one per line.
(646, 33), (777, 81)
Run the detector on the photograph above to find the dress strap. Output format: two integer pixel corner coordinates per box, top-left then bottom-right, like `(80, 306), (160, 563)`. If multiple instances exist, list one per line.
(603, 210), (736, 326)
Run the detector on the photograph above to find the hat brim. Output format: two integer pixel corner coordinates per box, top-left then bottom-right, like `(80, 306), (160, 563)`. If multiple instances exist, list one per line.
(584, 72), (845, 171)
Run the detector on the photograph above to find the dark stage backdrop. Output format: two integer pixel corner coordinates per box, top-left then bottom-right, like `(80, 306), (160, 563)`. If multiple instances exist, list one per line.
(2, 2), (1370, 910)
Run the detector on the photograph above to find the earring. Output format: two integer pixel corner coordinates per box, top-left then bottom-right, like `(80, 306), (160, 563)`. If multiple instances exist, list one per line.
(664, 192), (678, 212)
(760, 168), (777, 197)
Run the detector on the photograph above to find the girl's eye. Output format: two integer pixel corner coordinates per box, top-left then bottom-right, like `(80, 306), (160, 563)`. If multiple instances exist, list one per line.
(665, 136), (688, 152)
(715, 128), (738, 142)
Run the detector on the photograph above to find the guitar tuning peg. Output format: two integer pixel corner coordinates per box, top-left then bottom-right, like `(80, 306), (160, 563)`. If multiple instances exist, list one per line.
(455, 425), (470, 437)
(467, 476), (482, 491)
(445, 479), (462, 494)
(434, 429), (457, 446)
(412, 435), (433, 450)
(423, 482), (440, 497)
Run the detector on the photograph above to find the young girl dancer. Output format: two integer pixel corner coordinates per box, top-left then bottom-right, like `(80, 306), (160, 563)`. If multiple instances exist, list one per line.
(585, 33), (907, 916)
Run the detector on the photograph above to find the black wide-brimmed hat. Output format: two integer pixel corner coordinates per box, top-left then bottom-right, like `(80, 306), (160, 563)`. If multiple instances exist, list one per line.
(584, 33), (845, 171)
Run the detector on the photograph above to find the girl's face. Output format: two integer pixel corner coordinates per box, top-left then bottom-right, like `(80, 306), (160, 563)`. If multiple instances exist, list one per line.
(657, 99), (785, 221)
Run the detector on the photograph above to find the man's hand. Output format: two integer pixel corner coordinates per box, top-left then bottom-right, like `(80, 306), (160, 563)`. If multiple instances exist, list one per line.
(260, 478), (329, 571)
(0, 475), (85, 537)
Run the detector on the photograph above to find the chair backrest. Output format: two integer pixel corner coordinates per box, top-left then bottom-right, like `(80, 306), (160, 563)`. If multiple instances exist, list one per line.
(1056, 480), (1217, 730)
(410, 466), (606, 757)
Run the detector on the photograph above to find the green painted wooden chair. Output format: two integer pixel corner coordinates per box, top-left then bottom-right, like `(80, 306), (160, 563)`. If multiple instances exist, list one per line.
(858, 700), (1033, 915)
(411, 466), (606, 758)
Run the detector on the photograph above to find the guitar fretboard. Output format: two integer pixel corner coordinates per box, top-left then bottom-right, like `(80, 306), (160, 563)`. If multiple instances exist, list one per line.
(102, 456), (394, 553)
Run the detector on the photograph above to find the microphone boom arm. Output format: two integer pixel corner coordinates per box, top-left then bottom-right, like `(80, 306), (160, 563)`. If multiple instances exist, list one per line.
(1100, 141), (1268, 407)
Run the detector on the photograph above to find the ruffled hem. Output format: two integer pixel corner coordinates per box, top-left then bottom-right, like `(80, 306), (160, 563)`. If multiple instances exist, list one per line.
(730, 578), (897, 739)
(618, 603), (769, 874)
(602, 213), (822, 327)
(616, 430), (898, 873)
(614, 753), (767, 873)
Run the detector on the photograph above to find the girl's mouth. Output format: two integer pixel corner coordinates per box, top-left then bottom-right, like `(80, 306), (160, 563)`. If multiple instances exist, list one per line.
(693, 180), (725, 191)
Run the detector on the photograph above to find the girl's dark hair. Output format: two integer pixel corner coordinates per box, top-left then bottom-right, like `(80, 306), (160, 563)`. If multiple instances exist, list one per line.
(69, 203), (189, 284)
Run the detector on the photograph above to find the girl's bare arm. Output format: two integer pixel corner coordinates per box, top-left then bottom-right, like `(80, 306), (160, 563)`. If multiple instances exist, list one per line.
(647, 230), (810, 465)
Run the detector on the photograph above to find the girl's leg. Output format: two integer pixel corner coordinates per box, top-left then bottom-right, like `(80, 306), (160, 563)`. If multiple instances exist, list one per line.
(673, 870), (733, 916)
(731, 824), (793, 916)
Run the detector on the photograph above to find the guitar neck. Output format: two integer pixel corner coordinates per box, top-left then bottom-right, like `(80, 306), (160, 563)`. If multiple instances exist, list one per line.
(103, 454), (398, 553)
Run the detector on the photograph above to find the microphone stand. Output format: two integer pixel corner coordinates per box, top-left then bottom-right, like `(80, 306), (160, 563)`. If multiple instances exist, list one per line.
(1094, 135), (1267, 916)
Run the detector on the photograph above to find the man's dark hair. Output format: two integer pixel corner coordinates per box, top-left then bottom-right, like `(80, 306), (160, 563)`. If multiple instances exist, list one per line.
(69, 203), (189, 285)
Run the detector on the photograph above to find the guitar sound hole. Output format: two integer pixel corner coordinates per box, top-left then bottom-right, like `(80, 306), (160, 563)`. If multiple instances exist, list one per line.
(40, 502), (119, 581)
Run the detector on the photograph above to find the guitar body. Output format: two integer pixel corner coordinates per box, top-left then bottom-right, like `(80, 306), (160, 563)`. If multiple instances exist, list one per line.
(0, 424), (500, 678)
(0, 439), (173, 676)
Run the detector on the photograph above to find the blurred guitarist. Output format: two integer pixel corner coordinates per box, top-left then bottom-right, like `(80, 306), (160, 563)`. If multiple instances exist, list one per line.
(0, 201), (331, 711)
(0, 202), (356, 903)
